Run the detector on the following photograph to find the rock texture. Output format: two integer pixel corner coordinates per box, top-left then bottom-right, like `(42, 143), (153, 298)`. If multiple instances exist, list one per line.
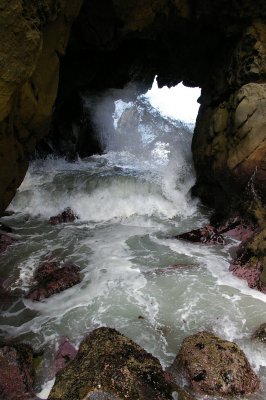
(48, 327), (193, 400)
(252, 323), (266, 343)
(229, 227), (266, 292)
(25, 260), (81, 301)
(0, 0), (83, 215)
(171, 331), (260, 396)
(0, 343), (37, 400)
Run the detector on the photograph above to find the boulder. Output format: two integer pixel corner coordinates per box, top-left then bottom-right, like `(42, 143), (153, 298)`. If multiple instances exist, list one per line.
(49, 207), (78, 225)
(0, 343), (37, 400)
(175, 225), (225, 245)
(171, 331), (260, 396)
(48, 327), (193, 400)
(252, 323), (266, 343)
(25, 261), (81, 301)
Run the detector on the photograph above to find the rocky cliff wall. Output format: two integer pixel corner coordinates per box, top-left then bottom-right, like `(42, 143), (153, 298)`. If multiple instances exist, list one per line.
(0, 0), (83, 215)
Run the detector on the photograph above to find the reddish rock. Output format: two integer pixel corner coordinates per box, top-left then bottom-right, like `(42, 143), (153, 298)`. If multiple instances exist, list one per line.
(230, 262), (262, 289)
(217, 217), (255, 242)
(229, 241), (265, 292)
(49, 207), (78, 225)
(0, 233), (15, 254)
(25, 263), (81, 301)
(33, 259), (61, 281)
(175, 225), (225, 245)
(53, 337), (78, 374)
(171, 331), (260, 396)
(0, 343), (37, 400)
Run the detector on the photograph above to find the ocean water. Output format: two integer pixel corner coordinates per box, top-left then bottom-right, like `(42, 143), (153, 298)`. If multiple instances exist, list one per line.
(0, 97), (266, 399)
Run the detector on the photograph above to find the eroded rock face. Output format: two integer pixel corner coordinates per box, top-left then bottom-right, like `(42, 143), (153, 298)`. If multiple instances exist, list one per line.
(192, 19), (266, 220)
(0, 0), (83, 215)
(48, 327), (193, 400)
(171, 331), (260, 396)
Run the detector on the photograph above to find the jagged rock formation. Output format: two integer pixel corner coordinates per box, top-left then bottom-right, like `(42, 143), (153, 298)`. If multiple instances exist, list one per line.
(1, 0), (266, 227)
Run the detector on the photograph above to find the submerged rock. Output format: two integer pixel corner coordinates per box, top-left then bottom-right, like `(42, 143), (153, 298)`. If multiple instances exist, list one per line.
(0, 343), (37, 399)
(171, 331), (260, 396)
(25, 261), (81, 301)
(0, 233), (15, 254)
(49, 207), (78, 225)
(175, 225), (225, 245)
(48, 327), (193, 400)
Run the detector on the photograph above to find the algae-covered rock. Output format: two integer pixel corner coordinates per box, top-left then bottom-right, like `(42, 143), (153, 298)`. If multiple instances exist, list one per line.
(171, 331), (260, 396)
(48, 327), (193, 400)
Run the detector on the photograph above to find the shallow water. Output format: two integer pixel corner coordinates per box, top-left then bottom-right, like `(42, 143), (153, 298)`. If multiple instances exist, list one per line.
(1, 99), (266, 399)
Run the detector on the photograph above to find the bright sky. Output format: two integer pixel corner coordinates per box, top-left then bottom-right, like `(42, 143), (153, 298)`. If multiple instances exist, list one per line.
(146, 78), (201, 123)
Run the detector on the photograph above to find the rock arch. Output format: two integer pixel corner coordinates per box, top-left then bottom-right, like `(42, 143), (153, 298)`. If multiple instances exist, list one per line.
(0, 0), (266, 221)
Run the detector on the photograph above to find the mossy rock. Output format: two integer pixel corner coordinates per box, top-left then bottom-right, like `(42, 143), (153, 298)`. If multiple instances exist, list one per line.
(48, 327), (193, 400)
(171, 331), (259, 396)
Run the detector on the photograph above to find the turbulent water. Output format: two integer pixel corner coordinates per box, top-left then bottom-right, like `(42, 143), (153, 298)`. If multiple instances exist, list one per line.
(1, 97), (266, 399)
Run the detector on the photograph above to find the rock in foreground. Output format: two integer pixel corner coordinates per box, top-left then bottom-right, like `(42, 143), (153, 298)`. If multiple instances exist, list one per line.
(48, 327), (193, 400)
(171, 331), (259, 396)
(0, 343), (36, 400)
(25, 260), (81, 301)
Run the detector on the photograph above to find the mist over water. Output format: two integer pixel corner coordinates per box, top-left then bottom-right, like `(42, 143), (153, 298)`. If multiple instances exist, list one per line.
(1, 91), (266, 399)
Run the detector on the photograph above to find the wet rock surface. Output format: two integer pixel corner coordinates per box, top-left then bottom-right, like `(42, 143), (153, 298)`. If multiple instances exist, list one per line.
(53, 337), (78, 375)
(49, 207), (78, 225)
(25, 260), (81, 301)
(171, 331), (260, 396)
(0, 343), (37, 400)
(175, 225), (225, 245)
(252, 323), (266, 343)
(0, 233), (15, 254)
(229, 228), (266, 292)
(48, 327), (193, 400)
